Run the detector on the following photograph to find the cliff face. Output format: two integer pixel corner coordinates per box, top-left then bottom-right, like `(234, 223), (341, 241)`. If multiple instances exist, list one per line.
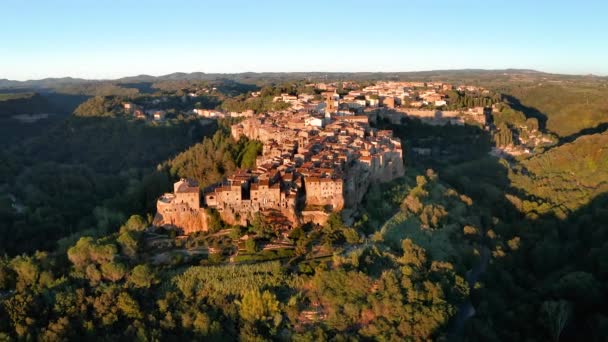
(217, 205), (300, 228)
(216, 207), (249, 226)
(372, 152), (405, 183)
(343, 155), (405, 209)
(301, 210), (330, 226)
(153, 208), (209, 234)
(344, 163), (372, 208)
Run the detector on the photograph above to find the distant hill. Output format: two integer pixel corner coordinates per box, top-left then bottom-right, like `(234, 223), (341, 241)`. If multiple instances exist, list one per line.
(0, 69), (548, 89)
(0, 92), (91, 116)
(0, 93), (58, 116)
(0, 77), (93, 88)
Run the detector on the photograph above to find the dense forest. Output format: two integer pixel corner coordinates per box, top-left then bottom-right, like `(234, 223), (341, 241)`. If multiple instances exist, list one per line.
(0, 114), (217, 255)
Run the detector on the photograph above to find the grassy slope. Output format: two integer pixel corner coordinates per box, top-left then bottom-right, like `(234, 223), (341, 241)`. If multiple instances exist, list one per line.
(509, 131), (608, 215)
(504, 83), (608, 137)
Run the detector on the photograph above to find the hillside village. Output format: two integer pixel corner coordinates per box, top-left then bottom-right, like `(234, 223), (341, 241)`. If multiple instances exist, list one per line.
(115, 79), (560, 161)
(154, 95), (405, 233)
(121, 80), (495, 123)
(3, 0), (608, 339)
(151, 79), (554, 234)
(2, 71), (606, 341)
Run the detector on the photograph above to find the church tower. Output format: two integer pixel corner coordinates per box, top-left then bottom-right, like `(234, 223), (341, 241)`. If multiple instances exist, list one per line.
(325, 92), (336, 119)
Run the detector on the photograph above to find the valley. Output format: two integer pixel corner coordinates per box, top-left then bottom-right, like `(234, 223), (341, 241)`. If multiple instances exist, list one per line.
(0, 70), (607, 340)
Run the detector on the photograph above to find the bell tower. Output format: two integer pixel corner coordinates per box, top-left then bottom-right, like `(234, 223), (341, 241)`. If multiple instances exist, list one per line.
(325, 92), (335, 118)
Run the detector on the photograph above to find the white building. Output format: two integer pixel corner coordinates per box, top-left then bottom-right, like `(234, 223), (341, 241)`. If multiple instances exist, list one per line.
(305, 117), (324, 128)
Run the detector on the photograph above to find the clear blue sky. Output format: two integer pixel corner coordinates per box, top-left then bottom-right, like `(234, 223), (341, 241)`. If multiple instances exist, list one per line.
(1, 0), (607, 80)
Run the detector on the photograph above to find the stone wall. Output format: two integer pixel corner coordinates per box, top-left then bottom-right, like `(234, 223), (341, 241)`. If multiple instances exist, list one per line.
(373, 108), (486, 126)
(153, 202), (209, 234)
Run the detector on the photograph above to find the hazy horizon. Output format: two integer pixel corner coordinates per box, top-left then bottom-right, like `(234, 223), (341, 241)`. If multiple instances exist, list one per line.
(2, 68), (606, 83)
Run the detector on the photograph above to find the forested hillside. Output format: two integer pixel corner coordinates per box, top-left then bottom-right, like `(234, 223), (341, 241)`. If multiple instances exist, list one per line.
(509, 132), (608, 218)
(501, 83), (608, 138)
(439, 132), (608, 341)
(0, 93), (58, 116)
(0, 117), (217, 255)
(0, 171), (477, 340)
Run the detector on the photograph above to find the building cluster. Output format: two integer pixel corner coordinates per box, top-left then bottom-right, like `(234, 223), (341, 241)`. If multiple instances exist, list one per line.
(374, 106), (491, 127)
(123, 102), (167, 121)
(155, 102), (405, 232)
(193, 108), (255, 119)
(286, 81), (492, 120)
(358, 81), (487, 109)
(154, 178), (210, 234)
(351, 81), (492, 126)
(204, 109), (404, 228)
(153, 80), (494, 233)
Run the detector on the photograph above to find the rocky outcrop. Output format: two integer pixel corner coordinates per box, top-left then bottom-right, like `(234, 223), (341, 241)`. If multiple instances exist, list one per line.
(217, 205), (300, 228)
(153, 207), (209, 234)
(301, 210), (330, 226)
(343, 163), (371, 209)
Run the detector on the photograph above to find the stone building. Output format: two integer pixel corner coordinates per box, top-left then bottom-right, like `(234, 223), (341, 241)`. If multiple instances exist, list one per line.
(155, 106), (405, 233)
(304, 176), (344, 210)
(154, 178), (209, 234)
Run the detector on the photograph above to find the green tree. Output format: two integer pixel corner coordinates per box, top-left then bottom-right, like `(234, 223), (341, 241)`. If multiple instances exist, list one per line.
(119, 214), (148, 233)
(10, 256), (40, 290)
(129, 264), (157, 289)
(117, 231), (140, 258)
(85, 264), (102, 285)
(239, 289), (281, 325)
(0, 259), (15, 290)
(117, 292), (143, 319)
(245, 238), (258, 254)
(249, 212), (273, 238)
(100, 262), (127, 282)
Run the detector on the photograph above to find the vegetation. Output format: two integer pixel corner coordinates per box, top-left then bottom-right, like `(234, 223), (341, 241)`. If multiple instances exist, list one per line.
(0, 117), (216, 255)
(509, 132), (608, 217)
(73, 96), (125, 117)
(0, 93), (63, 117)
(0, 171), (473, 340)
(444, 90), (500, 110)
(1, 72), (607, 340)
(440, 134), (608, 341)
(164, 120), (262, 188)
(500, 83), (608, 138)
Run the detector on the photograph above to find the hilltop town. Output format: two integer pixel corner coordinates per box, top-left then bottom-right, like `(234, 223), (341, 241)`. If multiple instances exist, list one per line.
(119, 80), (495, 124)
(2, 0), (605, 338)
(154, 93), (405, 233)
(3, 69), (606, 341)
(144, 78), (560, 235)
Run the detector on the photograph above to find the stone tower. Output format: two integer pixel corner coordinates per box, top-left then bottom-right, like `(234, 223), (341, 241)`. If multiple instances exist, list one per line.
(325, 92), (336, 118)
